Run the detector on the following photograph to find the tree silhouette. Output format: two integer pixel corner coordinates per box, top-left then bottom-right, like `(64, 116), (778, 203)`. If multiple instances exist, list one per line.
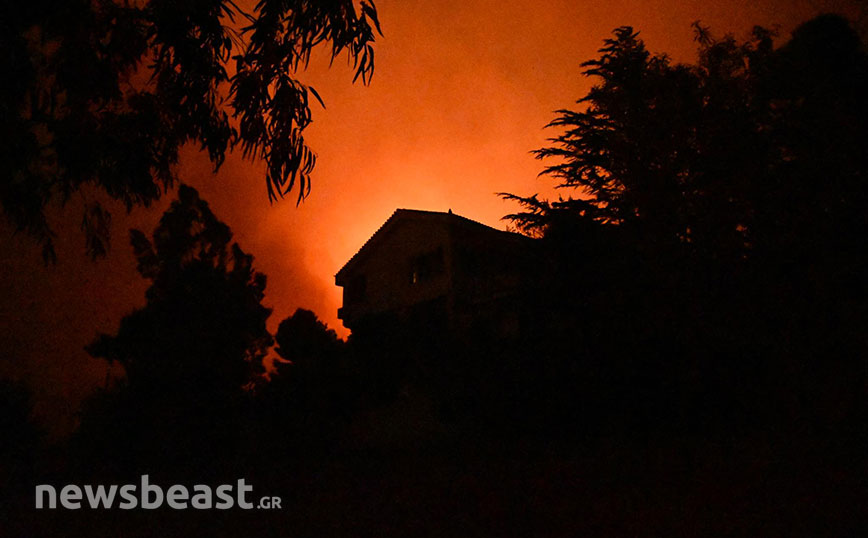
(509, 15), (868, 262)
(256, 308), (354, 452)
(275, 308), (344, 368)
(80, 185), (272, 473)
(1, 0), (381, 261)
(507, 24), (766, 262)
(504, 14), (868, 432)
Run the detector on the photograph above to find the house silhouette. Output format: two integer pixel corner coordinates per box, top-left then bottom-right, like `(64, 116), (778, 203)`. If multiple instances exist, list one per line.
(335, 209), (535, 337)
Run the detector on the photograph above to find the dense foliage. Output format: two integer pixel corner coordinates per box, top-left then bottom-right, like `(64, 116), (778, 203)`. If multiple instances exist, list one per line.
(1, 0), (381, 261)
(80, 185), (272, 472)
(504, 14), (868, 432)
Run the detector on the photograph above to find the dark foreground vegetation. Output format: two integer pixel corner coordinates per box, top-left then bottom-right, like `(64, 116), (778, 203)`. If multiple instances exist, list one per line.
(2, 12), (868, 538)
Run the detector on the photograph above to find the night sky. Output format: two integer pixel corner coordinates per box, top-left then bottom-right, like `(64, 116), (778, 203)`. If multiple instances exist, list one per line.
(0, 0), (860, 433)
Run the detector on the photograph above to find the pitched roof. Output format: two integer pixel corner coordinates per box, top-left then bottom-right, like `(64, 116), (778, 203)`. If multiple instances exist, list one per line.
(335, 209), (523, 280)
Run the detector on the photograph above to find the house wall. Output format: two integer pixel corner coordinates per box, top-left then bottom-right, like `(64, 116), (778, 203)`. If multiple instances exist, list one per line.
(450, 228), (532, 338)
(339, 217), (455, 327)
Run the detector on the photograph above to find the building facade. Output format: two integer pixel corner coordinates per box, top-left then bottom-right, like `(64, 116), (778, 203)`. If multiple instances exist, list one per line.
(335, 209), (535, 338)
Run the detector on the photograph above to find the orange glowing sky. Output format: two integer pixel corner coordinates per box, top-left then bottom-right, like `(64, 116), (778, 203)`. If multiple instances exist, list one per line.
(0, 0), (861, 432)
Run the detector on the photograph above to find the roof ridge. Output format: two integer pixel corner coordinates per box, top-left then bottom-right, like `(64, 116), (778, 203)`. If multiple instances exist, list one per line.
(335, 208), (518, 278)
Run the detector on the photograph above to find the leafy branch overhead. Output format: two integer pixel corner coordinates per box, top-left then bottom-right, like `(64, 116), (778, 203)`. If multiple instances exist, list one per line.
(0, 0), (382, 261)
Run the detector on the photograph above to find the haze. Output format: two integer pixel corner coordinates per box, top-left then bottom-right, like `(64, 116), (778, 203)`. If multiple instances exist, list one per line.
(0, 0), (859, 433)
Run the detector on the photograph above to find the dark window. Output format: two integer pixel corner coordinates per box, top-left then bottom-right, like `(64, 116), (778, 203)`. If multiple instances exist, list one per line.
(345, 274), (367, 304)
(410, 247), (444, 285)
